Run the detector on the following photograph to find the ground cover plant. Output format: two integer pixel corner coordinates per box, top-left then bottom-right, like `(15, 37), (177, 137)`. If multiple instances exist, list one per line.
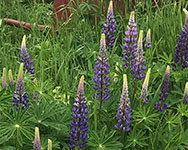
(0, 0), (188, 149)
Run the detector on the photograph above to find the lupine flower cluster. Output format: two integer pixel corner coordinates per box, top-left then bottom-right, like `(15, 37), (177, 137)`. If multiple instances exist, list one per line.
(20, 35), (35, 75)
(145, 29), (151, 48)
(173, 9), (188, 70)
(93, 34), (111, 102)
(33, 127), (41, 150)
(115, 74), (132, 132)
(2, 68), (8, 89)
(102, 0), (116, 48)
(122, 11), (138, 70)
(69, 76), (88, 148)
(155, 65), (170, 111)
(183, 82), (188, 104)
(8, 69), (14, 87)
(132, 30), (147, 80)
(140, 68), (151, 103)
(12, 63), (30, 110)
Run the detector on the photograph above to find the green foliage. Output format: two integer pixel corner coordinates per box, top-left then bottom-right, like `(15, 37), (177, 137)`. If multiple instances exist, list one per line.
(0, 0), (188, 149)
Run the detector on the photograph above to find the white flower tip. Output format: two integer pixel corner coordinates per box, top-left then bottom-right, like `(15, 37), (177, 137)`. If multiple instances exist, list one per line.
(21, 35), (26, 48)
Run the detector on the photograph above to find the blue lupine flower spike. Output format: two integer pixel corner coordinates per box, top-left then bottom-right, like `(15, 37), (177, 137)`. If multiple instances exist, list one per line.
(12, 63), (30, 110)
(69, 76), (88, 148)
(20, 35), (35, 75)
(155, 65), (170, 111)
(122, 11), (138, 70)
(8, 69), (14, 87)
(115, 74), (132, 132)
(102, 0), (116, 48)
(33, 127), (41, 150)
(132, 30), (147, 80)
(140, 68), (151, 103)
(93, 33), (111, 104)
(173, 9), (188, 70)
(145, 29), (151, 48)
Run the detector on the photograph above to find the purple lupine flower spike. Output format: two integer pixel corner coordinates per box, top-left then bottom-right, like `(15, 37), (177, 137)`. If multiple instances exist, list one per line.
(2, 68), (8, 89)
(183, 82), (188, 104)
(173, 9), (188, 70)
(93, 34), (111, 103)
(132, 30), (147, 80)
(140, 68), (151, 103)
(20, 35), (35, 75)
(145, 29), (151, 48)
(155, 65), (170, 111)
(115, 74), (132, 132)
(122, 11), (138, 69)
(69, 76), (88, 149)
(33, 127), (41, 150)
(12, 63), (30, 110)
(102, 0), (116, 48)
(8, 69), (14, 87)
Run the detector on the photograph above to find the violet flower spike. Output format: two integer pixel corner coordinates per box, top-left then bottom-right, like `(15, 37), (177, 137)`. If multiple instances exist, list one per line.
(12, 63), (30, 110)
(8, 69), (14, 87)
(33, 127), (41, 150)
(173, 9), (188, 70)
(69, 76), (88, 148)
(93, 33), (111, 102)
(183, 82), (188, 104)
(140, 68), (151, 103)
(155, 65), (170, 111)
(115, 74), (132, 132)
(132, 30), (147, 80)
(102, 0), (116, 48)
(122, 11), (138, 70)
(2, 68), (8, 88)
(145, 29), (151, 48)
(20, 35), (35, 75)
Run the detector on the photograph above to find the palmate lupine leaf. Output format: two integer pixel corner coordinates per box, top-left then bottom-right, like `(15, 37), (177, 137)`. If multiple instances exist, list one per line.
(87, 126), (123, 150)
(0, 109), (33, 146)
(125, 129), (148, 148)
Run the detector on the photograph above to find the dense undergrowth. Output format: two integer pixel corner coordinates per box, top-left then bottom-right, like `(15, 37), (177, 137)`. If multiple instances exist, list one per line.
(0, 0), (188, 149)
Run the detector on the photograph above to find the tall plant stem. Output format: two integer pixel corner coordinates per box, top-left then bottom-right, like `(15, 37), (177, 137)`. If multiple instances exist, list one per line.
(132, 78), (138, 101)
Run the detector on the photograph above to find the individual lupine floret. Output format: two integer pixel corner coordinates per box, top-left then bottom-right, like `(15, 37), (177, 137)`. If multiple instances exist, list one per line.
(8, 69), (14, 87)
(2, 68), (8, 88)
(183, 82), (188, 104)
(140, 68), (151, 103)
(154, 65), (170, 111)
(132, 30), (147, 80)
(145, 29), (151, 48)
(122, 11), (138, 69)
(173, 9), (188, 70)
(102, 0), (116, 48)
(48, 139), (52, 150)
(20, 35), (35, 75)
(12, 63), (30, 110)
(33, 78), (39, 103)
(69, 76), (88, 148)
(93, 34), (111, 104)
(33, 127), (41, 150)
(114, 74), (132, 132)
